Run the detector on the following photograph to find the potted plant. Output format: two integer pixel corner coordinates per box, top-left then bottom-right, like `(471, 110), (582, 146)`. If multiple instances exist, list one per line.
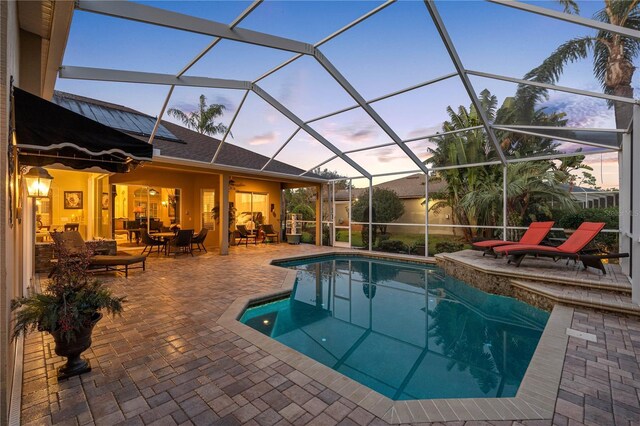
(11, 240), (125, 379)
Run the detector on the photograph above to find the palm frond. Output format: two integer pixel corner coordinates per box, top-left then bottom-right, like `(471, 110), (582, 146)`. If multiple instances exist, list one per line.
(558, 0), (579, 14)
(515, 37), (595, 119)
(168, 95), (229, 136)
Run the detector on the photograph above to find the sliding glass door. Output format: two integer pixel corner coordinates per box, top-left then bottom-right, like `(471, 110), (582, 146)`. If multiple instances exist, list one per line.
(235, 192), (268, 230)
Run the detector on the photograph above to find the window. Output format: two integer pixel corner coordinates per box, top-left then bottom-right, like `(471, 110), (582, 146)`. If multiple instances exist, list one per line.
(235, 192), (268, 230)
(149, 202), (158, 219)
(202, 189), (216, 230)
(36, 197), (51, 227)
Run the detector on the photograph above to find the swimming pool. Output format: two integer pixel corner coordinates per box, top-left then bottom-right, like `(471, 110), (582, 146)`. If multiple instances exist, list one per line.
(240, 255), (549, 401)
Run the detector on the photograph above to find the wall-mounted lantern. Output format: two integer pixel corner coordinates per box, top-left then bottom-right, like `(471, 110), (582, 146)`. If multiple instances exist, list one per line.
(24, 167), (53, 198)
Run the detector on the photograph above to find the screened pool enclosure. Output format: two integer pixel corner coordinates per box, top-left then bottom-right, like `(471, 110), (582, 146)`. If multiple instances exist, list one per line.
(55, 0), (640, 302)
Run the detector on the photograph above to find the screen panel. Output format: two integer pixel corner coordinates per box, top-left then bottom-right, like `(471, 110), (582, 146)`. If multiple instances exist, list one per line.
(223, 91), (300, 158)
(63, 11), (212, 75)
(320, 1), (455, 99)
(258, 56), (358, 121)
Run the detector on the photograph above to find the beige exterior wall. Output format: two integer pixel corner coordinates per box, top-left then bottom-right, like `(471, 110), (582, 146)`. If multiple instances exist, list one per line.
(110, 167), (288, 249)
(111, 166), (221, 248)
(46, 169), (92, 237)
(373, 197), (455, 236)
(1, 1), (21, 422)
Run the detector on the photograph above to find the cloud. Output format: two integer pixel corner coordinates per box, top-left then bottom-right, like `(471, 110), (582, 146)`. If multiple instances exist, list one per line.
(316, 121), (379, 146)
(213, 95), (235, 111)
(169, 101), (196, 113)
(555, 141), (608, 153)
(351, 128), (376, 142)
(406, 124), (443, 140)
(540, 92), (615, 128)
(168, 94), (235, 114)
(249, 132), (278, 146)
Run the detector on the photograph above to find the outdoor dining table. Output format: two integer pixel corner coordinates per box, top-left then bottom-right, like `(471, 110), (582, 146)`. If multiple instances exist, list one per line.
(154, 232), (177, 239)
(154, 231), (194, 255)
(153, 232), (176, 255)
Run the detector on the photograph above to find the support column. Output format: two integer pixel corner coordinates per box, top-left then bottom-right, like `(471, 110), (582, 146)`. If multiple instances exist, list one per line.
(348, 181), (352, 247)
(631, 105), (640, 304)
(368, 178), (373, 251)
(315, 184), (321, 246)
(503, 165), (508, 240)
(219, 173), (229, 255)
(620, 133), (631, 276)
(424, 173), (429, 257)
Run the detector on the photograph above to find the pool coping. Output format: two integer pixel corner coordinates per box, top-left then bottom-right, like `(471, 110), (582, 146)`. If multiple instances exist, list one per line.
(218, 250), (573, 424)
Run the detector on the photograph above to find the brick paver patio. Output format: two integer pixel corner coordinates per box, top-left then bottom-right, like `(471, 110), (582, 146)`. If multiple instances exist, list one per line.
(18, 245), (640, 425)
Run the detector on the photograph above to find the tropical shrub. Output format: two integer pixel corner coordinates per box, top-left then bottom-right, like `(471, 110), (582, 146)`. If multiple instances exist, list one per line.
(409, 242), (426, 256)
(322, 226), (331, 246)
(556, 207), (619, 252)
(376, 240), (409, 254)
(434, 241), (464, 254)
(351, 188), (405, 238)
(336, 230), (349, 242)
(301, 232), (314, 244)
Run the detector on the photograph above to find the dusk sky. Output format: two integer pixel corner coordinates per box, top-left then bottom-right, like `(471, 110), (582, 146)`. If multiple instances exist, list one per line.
(54, 0), (636, 189)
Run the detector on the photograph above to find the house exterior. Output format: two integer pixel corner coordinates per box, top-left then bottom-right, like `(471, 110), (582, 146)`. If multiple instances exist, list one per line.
(48, 91), (324, 251)
(0, 5), (323, 419)
(335, 174), (455, 235)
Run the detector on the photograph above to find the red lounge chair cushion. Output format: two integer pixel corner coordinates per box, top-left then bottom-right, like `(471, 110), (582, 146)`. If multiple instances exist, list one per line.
(472, 221), (554, 250)
(494, 222), (605, 255)
(494, 244), (561, 255)
(473, 240), (518, 248)
(558, 222), (605, 253)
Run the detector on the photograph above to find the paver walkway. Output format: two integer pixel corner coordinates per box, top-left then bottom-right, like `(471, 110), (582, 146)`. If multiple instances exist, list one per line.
(19, 245), (640, 425)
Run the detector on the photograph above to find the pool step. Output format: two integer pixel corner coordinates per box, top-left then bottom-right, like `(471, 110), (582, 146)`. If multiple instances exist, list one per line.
(438, 251), (632, 295)
(511, 279), (640, 317)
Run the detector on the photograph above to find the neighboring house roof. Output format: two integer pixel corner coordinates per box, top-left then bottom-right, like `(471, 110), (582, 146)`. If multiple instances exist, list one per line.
(335, 173), (448, 201)
(373, 174), (447, 198)
(52, 91), (315, 178)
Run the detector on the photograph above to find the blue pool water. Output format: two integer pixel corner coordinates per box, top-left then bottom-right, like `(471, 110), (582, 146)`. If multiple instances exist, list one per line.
(240, 256), (549, 400)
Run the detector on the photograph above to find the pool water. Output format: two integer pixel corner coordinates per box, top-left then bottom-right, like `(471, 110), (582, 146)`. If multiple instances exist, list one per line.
(240, 256), (549, 400)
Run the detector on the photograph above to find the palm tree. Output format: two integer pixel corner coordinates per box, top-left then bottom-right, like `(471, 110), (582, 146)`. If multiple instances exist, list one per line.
(427, 90), (587, 240)
(167, 94), (229, 136)
(461, 161), (579, 229)
(427, 90), (501, 239)
(517, 0), (640, 129)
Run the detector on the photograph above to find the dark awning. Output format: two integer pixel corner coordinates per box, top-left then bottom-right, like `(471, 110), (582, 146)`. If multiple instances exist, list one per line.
(14, 87), (153, 173)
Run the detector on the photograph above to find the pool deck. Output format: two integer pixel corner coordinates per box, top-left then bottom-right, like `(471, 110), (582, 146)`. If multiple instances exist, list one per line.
(18, 245), (640, 425)
(437, 250), (639, 317)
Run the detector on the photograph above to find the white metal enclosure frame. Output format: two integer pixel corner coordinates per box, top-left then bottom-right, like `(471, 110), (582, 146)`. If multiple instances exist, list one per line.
(57, 0), (638, 302)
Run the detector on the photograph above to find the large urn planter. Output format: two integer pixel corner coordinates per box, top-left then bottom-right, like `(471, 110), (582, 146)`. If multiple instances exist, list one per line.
(51, 312), (102, 379)
(11, 233), (125, 381)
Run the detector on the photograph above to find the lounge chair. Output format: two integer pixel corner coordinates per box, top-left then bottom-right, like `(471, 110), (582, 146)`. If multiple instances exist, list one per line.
(51, 231), (147, 277)
(493, 222), (628, 274)
(472, 221), (554, 256)
(191, 228), (208, 252)
(260, 224), (279, 244)
(167, 229), (194, 256)
(237, 224), (257, 246)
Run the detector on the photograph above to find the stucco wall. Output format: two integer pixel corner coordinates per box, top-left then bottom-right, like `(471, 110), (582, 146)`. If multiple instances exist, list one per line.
(110, 166), (222, 248)
(1, 0), (21, 422)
